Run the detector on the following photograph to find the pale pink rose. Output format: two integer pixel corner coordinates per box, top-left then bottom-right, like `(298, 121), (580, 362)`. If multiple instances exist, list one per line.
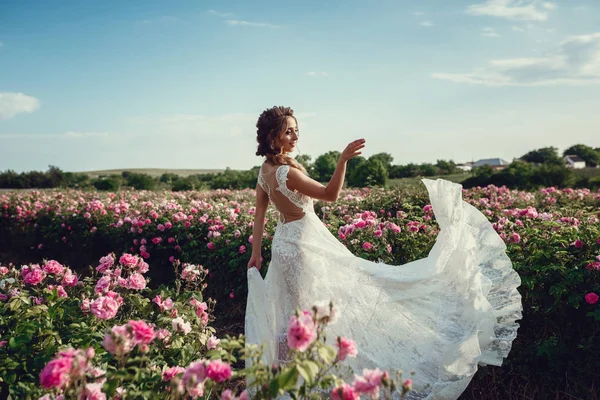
(239, 245), (246, 254)
(0, 266), (8, 274)
(102, 324), (134, 356)
(287, 310), (317, 352)
(91, 295), (120, 320)
(205, 359), (232, 383)
(24, 268), (46, 285)
(82, 382), (106, 400)
(39, 356), (72, 389)
(353, 368), (385, 398)
(137, 260), (149, 274)
(162, 366), (185, 381)
(509, 233), (521, 243)
(172, 317), (192, 335)
(119, 254), (138, 268)
(99, 254), (115, 267)
(127, 273), (147, 290)
(61, 268), (78, 286)
(332, 383), (359, 400)
(336, 337), (358, 361)
(183, 361), (206, 397)
(239, 390), (249, 400)
(585, 292), (599, 305)
(48, 285), (68, 298)
(43, 260), (64, 275)
(162, 298), (174, 311)
(221, 389), (234, 400)
(81, 298), (91, 313)
(156, 329), (172, 342)
(128, 320), (156, 344)
(207, 335), (220, 350)
(362, 242), (373, 251)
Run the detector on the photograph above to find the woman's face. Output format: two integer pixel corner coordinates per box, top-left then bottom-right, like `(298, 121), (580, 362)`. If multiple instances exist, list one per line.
(278, 116), (299, 154)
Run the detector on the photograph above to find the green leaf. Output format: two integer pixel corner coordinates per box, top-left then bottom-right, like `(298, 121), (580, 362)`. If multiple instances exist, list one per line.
(297, 360), (319, 386)
(276, 366), (299, 392)
(318, 345), (337, 364)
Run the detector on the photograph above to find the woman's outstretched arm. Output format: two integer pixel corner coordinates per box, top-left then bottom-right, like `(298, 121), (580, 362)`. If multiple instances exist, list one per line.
(287, 138), (365, 202)
(247, 182), (270, 270)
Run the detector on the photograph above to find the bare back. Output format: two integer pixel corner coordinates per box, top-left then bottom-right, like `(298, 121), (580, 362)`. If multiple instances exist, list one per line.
(257, 163), (314, 224)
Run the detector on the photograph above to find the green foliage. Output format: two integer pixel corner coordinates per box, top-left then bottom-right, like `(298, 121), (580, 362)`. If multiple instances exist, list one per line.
(313, 151), (341, 182)
(125, 173), (156, 190)
(520, 146), (563, 165)
(347, 158), (389, 188)
(93, 175), (122, 191)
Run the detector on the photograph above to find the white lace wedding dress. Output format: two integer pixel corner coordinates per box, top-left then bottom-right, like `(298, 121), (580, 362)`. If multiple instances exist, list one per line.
(245, 165), (522, 399)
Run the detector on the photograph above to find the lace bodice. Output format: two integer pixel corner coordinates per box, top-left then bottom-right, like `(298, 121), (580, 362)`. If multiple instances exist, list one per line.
(258, 164), (314, 222)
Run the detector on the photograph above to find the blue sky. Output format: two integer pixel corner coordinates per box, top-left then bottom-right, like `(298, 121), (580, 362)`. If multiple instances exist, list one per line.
(1, 0), (599, 173)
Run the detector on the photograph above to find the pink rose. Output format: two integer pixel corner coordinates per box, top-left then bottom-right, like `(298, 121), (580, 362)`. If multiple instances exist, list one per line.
(127, 273), (147, 290)
(332, 383), (359, 400)
(91, 295), (120, 320)
(43, 260), (64, 275)
(221, 389), (234, 400)
(119, 254), (138, 268)
(102, 324), (134, 356)
(95, 276), (112, 294)
(128, 320), (156, 344)
(585, 292), (599, 305)
(336, 337), (358, 361)
(61, 269), (78, 286)
(207, 335), (220, 350)
(162, 366), (185, 381)
(24, 268), (46, 285)
(183, 361), (206, 397)
(287, 311), (317, 352)
(362, 242), (373, 251)
(207, 242), (215, 250)
(205, 359), (232, 383)
(82, 382), (106, 400)
(39, 356), (72, 389)
(353, 368), (385, 398)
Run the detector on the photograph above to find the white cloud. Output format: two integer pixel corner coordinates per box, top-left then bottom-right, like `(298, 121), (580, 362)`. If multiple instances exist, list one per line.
(306, 71), (328, 77)
(511, 25), (526, 32)
(432, 32), (600, 86)
(542, 2), (556, 10)
(482, 27), (500, 37)
(466, 0), (551, 21)
(226, 19), (278, 28)
(208, 10), (234, 18)
(420, 21), (434, 27)
(413, 11), (425, 16)
(0, 92), (40, 120)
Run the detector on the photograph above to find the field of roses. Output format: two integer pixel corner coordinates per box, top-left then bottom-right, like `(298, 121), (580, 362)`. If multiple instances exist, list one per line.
(1, 182), (599, 399)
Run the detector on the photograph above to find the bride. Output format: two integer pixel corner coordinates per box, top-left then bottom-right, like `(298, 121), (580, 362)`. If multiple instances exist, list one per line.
(245, 106), (522, 399)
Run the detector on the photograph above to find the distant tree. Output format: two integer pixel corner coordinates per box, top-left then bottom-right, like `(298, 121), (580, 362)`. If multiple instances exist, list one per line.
(389, 163), (419, 179)
(418, 163), (438, 177)
(348, 159), (388, 188)
(313, 151), (340, 182)
(160, 173), (180, 184)
(126, 173), (156, 190)
(295, 154), (314, 176)
(93, 175), (121, 191)
(346, 156), (366, 180)
(435, 159), (458, 175)
(369, 153), (394, 171)
(520, 147), (562, 165)
(563, 144), (600, 167)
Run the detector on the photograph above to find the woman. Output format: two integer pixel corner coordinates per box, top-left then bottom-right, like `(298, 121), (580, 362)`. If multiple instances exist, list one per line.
(245, 106), (522, 399)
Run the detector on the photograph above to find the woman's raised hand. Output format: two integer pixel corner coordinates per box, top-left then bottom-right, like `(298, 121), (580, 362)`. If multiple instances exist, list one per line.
(340, 139), (366, 162)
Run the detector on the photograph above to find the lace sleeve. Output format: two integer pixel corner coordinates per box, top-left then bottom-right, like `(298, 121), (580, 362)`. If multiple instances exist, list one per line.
(257, 167), (270, 197)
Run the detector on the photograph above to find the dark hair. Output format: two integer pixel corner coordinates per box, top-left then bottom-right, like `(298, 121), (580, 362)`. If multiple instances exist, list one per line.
(255, 106), (306, 172)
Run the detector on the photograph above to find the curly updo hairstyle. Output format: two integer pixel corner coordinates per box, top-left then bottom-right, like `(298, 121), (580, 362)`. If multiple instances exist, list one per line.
(256, 106), (306, 173)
